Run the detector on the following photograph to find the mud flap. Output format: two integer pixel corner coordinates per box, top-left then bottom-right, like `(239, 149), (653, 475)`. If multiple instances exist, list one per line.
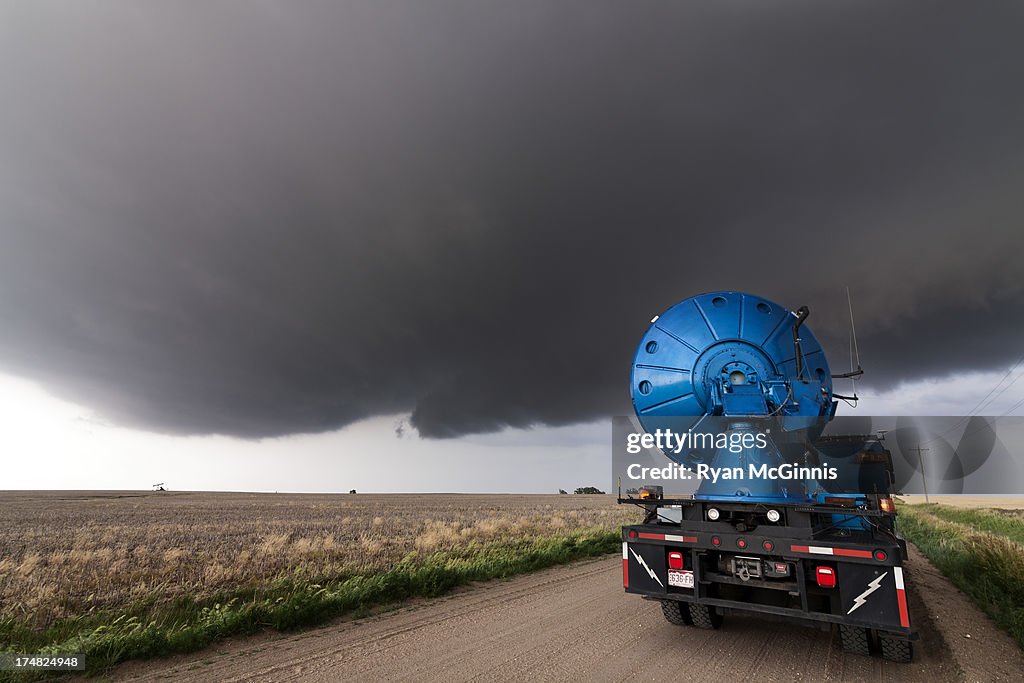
(838, 564), (910, 630)
(624, 543), (668, 594)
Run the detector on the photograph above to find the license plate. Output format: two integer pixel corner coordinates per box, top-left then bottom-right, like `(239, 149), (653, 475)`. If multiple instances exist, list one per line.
(668, 569), (694, 588)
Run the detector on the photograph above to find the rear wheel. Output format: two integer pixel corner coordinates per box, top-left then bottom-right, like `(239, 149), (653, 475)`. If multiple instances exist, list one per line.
(688, 603), (723, 629)
(660, 600), (692, 626)
(839, 624), (871, 656)
(880, 635), (913, 663)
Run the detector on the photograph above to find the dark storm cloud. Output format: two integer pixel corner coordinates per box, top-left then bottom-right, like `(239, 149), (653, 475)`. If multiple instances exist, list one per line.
(1, 1), (1023, 438)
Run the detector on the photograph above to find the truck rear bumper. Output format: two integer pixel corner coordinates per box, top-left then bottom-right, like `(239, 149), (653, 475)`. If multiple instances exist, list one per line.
(623, 525), (915, 637)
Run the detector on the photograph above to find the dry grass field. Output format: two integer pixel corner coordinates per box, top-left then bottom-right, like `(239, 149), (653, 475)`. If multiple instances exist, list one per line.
(898, 495), (1024, 509)
(0, 491), (635, 629)
(898, 500), (1024, 651)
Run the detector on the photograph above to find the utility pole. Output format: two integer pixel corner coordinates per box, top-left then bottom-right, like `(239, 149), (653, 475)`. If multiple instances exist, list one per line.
(911, 446), (930, 503)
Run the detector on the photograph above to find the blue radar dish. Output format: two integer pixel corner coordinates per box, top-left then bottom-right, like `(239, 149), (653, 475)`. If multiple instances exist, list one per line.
(630, 291), (835, 463)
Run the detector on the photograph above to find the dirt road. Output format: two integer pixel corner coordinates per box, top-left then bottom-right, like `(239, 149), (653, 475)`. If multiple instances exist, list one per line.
(113, 547), (1023, 682)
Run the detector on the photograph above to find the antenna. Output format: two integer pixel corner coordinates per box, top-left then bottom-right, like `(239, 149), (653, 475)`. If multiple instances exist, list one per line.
(830, 287), (863, 402)
(849, 326), (856, 393)
(846, 286), (861, 372)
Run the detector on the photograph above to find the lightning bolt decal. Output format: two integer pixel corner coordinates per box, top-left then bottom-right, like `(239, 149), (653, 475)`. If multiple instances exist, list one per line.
(629, 548), (664, 588)
(847, 571), (888, 614)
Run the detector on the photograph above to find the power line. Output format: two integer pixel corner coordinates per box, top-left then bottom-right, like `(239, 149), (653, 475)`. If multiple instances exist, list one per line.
(975, 367), (1024, 414)
(967, 352), (1024, 417)
(914, 373), (1024, 452)
(998, 393), (1024, 417)
(914, 352), (1024, 449)
(910, 446), (930, 503)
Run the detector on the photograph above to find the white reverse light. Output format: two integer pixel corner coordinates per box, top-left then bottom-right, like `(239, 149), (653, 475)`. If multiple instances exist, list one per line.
(706, 507), (720, 521)
(767, 509), (781, 523)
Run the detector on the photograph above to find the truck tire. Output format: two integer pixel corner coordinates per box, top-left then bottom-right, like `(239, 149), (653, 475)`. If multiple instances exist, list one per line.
(839, 624), (871, 656)
(688, 603), (723, 629)
(660, 600), (692, 626)
(880, 635), (913, 663)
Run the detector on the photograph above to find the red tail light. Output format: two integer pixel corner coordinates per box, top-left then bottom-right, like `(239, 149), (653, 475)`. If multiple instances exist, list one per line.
(668, 551), (684, 570)
(815, 566), (836, 588)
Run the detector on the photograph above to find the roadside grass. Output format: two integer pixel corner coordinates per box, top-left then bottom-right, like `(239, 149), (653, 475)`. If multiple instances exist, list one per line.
(0, 529), (620, 681)
(898, 505), (1024, 650)
(909, 504), (1024, 546)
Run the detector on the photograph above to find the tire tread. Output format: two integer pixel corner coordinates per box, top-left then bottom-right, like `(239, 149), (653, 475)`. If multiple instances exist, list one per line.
(688, 603), (723, 630)
(880, 635), (913, 663)
(839, 624), (871, 656)
(660, 600), (691, 626)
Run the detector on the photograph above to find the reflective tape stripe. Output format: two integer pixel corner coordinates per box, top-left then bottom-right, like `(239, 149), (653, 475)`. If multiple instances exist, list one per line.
(665, 534), (698, 543)
(791, 544), (832, 555)
(622, 542), (629, 588)
(637, 532), (697, 543)
(894, 567), (910, 627)
(791, 544), (873, 558)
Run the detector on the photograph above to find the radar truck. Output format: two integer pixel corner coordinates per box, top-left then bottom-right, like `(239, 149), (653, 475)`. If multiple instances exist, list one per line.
(619, 291), (914, 662)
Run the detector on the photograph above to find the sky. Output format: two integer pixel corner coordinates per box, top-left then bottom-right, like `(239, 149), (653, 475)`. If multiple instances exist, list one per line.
(1, 2), (1023, 491)
(3, 368), (1023, 493)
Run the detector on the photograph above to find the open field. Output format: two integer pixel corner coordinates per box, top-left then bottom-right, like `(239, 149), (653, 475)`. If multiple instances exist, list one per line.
(907, 504), (1024, 545)
(0, 491), (633, 627)
(112, 547), (1024, 682)
(898, 496), (1024, 509)
(899, 503), (1024, 650)
(0, 491), (635, 674)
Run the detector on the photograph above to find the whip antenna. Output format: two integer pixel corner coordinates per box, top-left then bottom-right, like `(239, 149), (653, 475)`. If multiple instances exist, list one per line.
(826, 286), (864, 404)
(846, 286), (861, 371)
(850, 327), (857, 396)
